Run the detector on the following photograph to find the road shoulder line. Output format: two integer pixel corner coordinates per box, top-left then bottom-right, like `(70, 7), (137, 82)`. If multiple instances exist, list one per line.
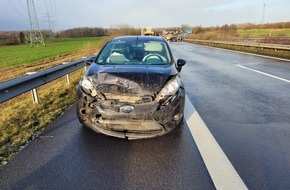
(237, 64), (290, 83)
(184, 96), (248, 190)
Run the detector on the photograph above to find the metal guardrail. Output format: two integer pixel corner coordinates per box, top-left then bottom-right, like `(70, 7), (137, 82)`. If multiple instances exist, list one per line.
(185, 39), (290, 51)
(0, 55), (96, 104)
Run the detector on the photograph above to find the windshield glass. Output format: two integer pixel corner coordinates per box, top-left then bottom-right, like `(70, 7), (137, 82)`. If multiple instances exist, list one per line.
(96, 40), (171, 65)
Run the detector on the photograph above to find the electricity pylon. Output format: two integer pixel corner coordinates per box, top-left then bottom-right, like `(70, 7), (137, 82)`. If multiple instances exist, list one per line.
(44, 12), (55, 38)
(26, 0), (45, 46)
(261, 2), (266, 24)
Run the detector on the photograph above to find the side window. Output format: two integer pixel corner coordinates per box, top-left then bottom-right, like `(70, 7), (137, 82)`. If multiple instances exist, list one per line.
(97, 43), (113, 63)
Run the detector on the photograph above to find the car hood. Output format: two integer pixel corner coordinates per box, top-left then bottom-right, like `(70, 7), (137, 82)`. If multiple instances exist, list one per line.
(87, 64), (178, 95)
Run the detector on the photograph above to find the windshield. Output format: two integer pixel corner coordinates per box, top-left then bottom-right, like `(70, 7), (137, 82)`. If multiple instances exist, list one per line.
(96, 40), (171, 65)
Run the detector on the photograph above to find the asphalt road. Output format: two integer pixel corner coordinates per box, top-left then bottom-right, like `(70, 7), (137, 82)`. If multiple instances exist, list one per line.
(1, 42), (290, 190)
(171, 42), (290, 189)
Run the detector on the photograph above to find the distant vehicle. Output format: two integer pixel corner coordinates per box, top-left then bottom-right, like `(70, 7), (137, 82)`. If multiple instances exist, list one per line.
(164, 34), (173, 41)
(76, 36), (186, 139)
(144, 27), (154, 36)
(170, 36), (177, 42)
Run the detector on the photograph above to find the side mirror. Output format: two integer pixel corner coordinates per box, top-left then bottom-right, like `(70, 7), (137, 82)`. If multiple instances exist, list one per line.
(177, 59), (186, 72)
(84, 59), (94, 65)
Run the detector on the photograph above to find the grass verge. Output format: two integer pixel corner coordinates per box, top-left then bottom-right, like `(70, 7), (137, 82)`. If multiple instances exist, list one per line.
(0, 70), (83, 165)
(0, 36), (112, 166)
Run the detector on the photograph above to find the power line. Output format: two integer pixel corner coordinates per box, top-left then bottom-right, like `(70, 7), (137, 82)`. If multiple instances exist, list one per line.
(52, 0), (58, 30)
(43, 0), (55, 37)
(17, 0), (29, 16)
(49, 0), (55, 16)
(261, 1), (266, 24)
(6, 0), (29, 23)
(43, 0), (52, 28)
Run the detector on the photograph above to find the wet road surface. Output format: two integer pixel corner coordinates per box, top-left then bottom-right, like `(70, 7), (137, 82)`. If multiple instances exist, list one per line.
(171, 42), (290, 190)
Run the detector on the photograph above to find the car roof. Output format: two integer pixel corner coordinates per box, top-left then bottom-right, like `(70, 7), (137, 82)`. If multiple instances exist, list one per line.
(111, 35), (165, 42)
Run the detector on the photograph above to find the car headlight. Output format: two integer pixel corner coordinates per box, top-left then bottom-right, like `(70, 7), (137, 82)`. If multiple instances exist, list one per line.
(158, 77), (180, 100)
(81, 76), (97, 96)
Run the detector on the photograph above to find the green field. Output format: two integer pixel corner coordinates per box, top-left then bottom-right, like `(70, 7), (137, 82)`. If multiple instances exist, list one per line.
(0, 37), (103, 68)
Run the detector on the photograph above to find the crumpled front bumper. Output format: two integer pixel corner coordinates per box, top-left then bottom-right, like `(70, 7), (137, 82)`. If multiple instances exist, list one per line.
(76, 87), (185, 139)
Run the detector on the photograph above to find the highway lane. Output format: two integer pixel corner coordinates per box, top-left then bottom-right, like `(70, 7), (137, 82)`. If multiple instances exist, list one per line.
(170, 42), (290, 190)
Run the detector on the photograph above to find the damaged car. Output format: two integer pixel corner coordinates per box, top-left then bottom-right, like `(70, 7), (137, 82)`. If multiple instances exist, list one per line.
(76, 36), (186, 139)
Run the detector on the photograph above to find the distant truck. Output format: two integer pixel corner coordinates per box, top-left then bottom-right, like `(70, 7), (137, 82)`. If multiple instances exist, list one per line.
(144, 27), (154, 36)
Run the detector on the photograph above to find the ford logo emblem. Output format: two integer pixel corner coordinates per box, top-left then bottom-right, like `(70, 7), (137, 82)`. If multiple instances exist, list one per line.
(120, 105), (134, 113)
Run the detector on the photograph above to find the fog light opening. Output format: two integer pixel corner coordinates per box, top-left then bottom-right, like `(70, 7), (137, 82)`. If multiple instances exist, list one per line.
(84, 96), (88, 103)
(173, 113), (183, 121)
(80, 109), (86, 115)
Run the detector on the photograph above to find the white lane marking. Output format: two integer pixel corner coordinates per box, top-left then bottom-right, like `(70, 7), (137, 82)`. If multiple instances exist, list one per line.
(184, 96), (248, 190)
(237, 65), (290, 83)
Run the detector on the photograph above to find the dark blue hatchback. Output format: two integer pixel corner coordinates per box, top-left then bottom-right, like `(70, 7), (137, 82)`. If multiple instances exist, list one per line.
(76, 36), (186, 139)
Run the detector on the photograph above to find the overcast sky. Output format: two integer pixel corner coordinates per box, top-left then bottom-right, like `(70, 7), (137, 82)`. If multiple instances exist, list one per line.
(1, 0), (290, 31)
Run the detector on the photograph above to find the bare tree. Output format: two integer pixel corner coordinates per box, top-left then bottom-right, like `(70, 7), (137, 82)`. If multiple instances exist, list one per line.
(19, 32), (26, 44)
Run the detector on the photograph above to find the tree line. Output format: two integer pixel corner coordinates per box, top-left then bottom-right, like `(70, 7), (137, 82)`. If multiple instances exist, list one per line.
(0, 27), (109, 45)
(191, 21), (290, 34)
(0, 26), (141, 45)
(191, 24), (238, 34)
(57, 27), (107, 38)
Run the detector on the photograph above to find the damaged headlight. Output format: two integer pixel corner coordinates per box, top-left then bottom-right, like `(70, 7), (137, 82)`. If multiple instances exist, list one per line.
(80, 76), (97, 96)
(158, 77), (180, 100)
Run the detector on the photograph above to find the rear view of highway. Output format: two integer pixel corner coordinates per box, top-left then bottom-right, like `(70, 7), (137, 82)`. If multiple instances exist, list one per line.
(1, 42), (290, 190)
